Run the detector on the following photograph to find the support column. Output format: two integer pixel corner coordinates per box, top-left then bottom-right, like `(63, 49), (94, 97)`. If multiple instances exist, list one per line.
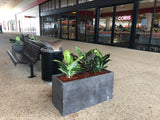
(111, 6), (116, 45)
(129, 0), (139, 49)
(94, 7), (100, 44)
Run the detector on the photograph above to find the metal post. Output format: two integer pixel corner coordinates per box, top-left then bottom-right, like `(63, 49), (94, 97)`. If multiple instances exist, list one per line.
(129, 0), (139, 49)
(148, 0), (157, 48)
(111, 6), (116, 45)
(67, 15), (69, 40)
(59, 14), (62, 38)
(85, 10), (87, 42)
(28, 63), (35, 78)
(94, 7), (100, 44)
(75, 11), (79, 41)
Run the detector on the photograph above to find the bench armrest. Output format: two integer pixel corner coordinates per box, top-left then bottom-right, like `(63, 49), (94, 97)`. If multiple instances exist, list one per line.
(7, 50), (18, 66)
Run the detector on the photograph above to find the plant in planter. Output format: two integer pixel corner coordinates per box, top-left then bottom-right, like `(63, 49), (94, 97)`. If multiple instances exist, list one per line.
(54, 49), (83, 78)
(52, 47), (114, 116)
(29, 36), (40, 42)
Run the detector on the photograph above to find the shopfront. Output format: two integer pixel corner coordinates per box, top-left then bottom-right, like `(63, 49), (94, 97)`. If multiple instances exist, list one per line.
(40, 0), (160, 53)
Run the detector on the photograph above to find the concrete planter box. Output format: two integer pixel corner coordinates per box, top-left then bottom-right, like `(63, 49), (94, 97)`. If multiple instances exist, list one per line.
(52, 70), (114, 116)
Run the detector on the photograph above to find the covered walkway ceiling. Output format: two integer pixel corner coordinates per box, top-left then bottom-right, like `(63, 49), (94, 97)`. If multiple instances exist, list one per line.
(0, 0), (37, 12)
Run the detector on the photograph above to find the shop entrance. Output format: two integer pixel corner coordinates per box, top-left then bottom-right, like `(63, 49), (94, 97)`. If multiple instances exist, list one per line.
(61, 12), (76, 40)
(113, 3), (133, 48)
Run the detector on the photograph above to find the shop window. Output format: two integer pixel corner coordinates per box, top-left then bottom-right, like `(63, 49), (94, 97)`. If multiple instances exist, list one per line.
(68, 0), (76, 6)
(61, 0), (67, 7)
(52, 0), (55, 9)
(98, 6), (113, 44)
(49, 0), (52, 10)
(78, 10), (86, 42)
(136, 0), (154, 51)
(149, 0), (160, 52)
(79, 0), (86, 4)
(86, 8), (95, 43)
(114, 4), (133, 48)
(56, 0), (59, 9)
(78, 9), (95, 42)
(45, 2), (49, 11)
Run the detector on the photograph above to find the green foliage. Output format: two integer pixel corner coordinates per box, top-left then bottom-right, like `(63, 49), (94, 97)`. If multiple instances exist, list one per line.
(75, 47), (97, 72)
(54, 47), (111, 79)
(30, 36), (40, 42)
(15, 35), (22, 45)
(54, 50), (83, 78)
(74, 47), (111, 72)
(92, 51), (111, 72)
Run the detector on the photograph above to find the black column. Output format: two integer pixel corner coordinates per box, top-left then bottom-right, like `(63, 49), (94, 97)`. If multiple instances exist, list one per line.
(111, 6), (116, 45)
(129, 0), (139, 49)
(67, 16), (69, 40)
(94, 7), (100, 44)
(59, 14), (62, 38)
(148, 0), (157, 46)
(84, 10), (87, 42)
(75, 11), (79, 41)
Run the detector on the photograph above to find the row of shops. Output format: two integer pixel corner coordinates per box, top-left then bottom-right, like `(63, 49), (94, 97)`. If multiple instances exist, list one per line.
(1, 0), (160, 52)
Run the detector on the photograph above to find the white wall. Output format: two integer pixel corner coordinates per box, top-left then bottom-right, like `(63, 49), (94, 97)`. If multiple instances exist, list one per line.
(16, 6), (40, 35)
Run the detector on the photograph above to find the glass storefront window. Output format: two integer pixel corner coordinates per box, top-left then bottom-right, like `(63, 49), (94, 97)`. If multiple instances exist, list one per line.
(78, 10), (86, 42)
(61, 0), (67, 8)
(114, 4), (133, 48)
(86, 8), (95, 43)
(61, 14), (68, 39)
(68, 0), (76, 6)
(136, 0), (154, 51)
(79, 0), (86, 4)
(41, 15), (59, 37)
(87, 0), (94, 2)
(61, 12), (76, 40)
(52, 0), (55, 9)
(99, 6), (113, 44)
(56, 0), (59, 9)
(78, 9), (95, 42)
(45, 2), (49, 11)
(149, 0), (160, 52)
(49, 0), (52, 10)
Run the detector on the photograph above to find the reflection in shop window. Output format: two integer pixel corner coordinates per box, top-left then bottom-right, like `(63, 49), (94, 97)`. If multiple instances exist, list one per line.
(113, 3), (133, 48)
(52, 0), (55, 9)
(56, 0), (59, 8)
(136, 0), (154, 50)
(49, 0), (52, 10)
(61, 0), (67, 7)
(99, 6), (113, 44)
(79, 0), (86, 4)
(68, 0), (76, 6)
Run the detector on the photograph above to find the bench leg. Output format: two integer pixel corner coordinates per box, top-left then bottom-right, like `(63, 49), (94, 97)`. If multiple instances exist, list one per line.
(28, 63), (36, 78)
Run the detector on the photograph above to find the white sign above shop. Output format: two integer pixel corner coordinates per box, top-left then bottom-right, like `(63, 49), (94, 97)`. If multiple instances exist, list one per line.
(118, 15), (131, 21)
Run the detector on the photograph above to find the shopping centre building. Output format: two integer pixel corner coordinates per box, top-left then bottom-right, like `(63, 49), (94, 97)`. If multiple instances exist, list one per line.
(2, 0), (160, 52)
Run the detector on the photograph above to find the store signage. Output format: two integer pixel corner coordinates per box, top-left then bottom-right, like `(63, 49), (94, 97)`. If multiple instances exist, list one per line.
(118, 15), (131, 21)
(141, 19), (147, 26)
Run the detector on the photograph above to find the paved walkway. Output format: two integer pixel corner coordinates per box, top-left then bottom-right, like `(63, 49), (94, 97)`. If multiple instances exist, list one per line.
(0, 32), (160, 120)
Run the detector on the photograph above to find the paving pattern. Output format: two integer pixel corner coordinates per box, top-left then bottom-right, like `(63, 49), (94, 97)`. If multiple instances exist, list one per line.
(0, 32), (160, 120)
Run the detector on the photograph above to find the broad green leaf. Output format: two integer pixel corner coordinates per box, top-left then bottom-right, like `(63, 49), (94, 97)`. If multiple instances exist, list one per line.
(102, 54), (110, 61)
(64, 50), (73, 65)
(75, 46), (83, 57)
(94, 49), (102, 58)
(16, 36), (21, 41)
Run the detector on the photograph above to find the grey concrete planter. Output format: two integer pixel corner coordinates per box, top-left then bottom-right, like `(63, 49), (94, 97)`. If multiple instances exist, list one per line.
(52, 70), (114, 116)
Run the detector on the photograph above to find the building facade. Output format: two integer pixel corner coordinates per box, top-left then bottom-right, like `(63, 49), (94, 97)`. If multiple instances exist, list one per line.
(20, 0), (160, 52)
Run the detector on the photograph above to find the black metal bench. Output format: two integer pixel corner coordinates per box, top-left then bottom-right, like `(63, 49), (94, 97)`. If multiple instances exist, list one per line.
(7, 41), (41, 78)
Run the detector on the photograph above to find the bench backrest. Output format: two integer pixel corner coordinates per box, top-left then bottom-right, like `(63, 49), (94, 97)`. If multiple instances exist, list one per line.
(23, 41), (40, 62)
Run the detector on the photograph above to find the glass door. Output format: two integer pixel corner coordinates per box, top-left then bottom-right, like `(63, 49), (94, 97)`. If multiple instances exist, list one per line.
(61, 14), (68, 39)
(69, 14), (76, 39)
(114, 3), (133, 47)
(99, 6), (113, 44)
